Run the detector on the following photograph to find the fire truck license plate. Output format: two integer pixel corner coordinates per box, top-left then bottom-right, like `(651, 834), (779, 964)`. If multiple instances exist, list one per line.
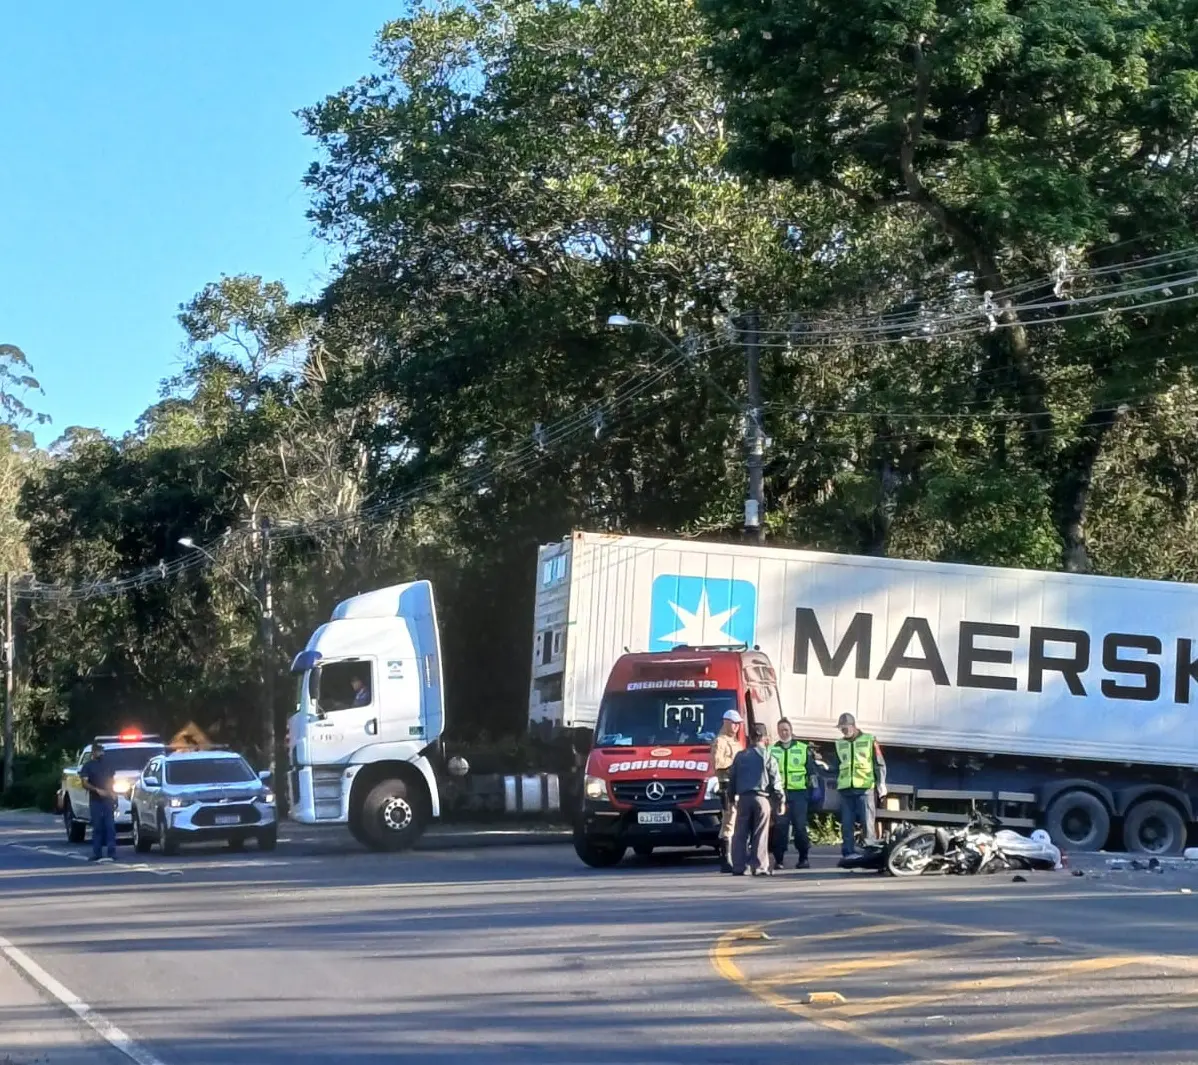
(215, 815), (240, 826)
(637, 812), (672, 825)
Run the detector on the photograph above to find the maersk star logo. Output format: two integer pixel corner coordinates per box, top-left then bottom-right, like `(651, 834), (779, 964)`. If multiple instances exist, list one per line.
(649, 575), (757, 652)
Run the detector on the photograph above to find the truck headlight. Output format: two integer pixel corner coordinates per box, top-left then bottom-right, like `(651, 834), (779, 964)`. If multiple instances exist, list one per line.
(584, 775), (610, 802)
(704, 776), (721, 800)
(112, 780), (131, 796)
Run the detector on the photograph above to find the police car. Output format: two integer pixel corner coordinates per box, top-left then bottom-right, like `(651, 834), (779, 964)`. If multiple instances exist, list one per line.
(129, 747), (277, 854)
(58, 731), (167, 843)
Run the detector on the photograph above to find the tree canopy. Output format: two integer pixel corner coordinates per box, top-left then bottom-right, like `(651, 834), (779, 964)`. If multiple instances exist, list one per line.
(9, 0), (1198, 765)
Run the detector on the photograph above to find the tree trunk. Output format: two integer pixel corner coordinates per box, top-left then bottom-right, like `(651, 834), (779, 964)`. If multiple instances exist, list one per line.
(1051, 407), (1124, 573)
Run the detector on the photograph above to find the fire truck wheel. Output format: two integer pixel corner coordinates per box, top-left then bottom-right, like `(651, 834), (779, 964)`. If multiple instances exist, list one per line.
(574, 832), (626, 868)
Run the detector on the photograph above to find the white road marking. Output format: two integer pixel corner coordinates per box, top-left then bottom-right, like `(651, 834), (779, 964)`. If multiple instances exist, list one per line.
(0, 932), (168, 1065)
(8, 841), (294, 874)
(9, 843), (183, 876)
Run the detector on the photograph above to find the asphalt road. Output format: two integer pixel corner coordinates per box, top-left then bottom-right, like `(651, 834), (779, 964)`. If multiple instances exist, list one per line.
(3, 812), (1198, 1065)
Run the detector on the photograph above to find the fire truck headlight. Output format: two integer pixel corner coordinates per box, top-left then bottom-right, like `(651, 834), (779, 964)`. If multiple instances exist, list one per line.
(703, 775), (721, 801)
(584, 775), (610, 802)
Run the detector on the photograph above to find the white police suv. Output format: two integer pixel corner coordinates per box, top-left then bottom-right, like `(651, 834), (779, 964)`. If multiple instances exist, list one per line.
(130, 748), (277, 854)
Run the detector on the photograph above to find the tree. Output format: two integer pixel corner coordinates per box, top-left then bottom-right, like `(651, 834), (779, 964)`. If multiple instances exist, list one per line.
(698, 0), (1198, 570)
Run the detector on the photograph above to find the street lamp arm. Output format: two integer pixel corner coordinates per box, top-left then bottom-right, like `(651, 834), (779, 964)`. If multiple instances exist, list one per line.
(177, 537), (263, 611)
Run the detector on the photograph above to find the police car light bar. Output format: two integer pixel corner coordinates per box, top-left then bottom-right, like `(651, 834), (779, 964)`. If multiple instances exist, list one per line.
(94, 732), (164, 744)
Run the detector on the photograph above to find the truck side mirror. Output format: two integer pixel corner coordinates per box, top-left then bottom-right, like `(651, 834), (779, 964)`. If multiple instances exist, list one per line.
(259, 770), (271, 782)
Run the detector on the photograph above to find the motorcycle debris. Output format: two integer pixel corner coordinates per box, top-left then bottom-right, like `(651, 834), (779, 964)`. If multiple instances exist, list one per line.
(1012, 874), (1028, 883)
(1071, 869), (1085, 877)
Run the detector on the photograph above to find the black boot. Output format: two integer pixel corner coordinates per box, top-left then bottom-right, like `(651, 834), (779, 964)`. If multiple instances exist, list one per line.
(719, 840), (733, 873)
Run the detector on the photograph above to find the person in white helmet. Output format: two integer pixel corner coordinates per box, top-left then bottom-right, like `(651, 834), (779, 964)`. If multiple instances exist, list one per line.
(710, 708), (744, 873)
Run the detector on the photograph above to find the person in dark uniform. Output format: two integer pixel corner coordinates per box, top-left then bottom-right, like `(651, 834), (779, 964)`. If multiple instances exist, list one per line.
(78, 742), (117, 863)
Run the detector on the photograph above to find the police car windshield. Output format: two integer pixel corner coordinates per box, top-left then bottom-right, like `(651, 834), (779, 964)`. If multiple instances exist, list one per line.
(595, 690), (738, 746)
(95, 746), (165, 772)
(165, 758), (256, 786)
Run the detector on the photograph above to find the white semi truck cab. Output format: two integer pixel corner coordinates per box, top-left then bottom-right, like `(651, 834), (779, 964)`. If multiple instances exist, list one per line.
(287, 580), (447, 851)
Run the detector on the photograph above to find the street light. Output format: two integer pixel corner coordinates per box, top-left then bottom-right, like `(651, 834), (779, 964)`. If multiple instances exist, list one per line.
(177, 536), (260, 606)
(178, 528), (281, 804)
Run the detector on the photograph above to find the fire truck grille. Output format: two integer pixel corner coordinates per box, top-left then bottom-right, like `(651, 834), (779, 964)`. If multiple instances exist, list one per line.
(611, 780), (703, 806)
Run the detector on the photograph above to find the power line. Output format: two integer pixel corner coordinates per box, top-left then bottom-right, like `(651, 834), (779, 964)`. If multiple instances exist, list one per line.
(17, 250), (1198, 600)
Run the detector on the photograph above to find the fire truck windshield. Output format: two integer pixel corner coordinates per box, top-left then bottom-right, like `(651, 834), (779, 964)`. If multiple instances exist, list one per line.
(594, 689), (738, 746)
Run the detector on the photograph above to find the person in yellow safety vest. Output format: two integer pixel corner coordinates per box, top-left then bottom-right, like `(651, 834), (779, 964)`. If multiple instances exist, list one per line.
(832, 712), (888, 865)
(710, 709), (743, 873)
(769, 718), (823, 870)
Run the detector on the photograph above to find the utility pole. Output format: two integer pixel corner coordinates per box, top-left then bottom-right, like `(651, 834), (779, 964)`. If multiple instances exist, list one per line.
(2, 574), (11, 793)
(743, 311), (766, 544)
(257, 518), (280, 803)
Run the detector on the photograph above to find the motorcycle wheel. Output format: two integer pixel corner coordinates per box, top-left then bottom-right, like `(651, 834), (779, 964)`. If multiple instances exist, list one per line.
(886, 827), (939, 877)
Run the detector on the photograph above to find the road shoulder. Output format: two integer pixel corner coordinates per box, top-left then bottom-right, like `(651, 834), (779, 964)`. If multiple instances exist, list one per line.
(0, 945), (130, 1064)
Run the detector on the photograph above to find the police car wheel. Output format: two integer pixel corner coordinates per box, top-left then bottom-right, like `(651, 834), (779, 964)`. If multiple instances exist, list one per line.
(227, 836), (245, 851)
(258, 828), (278, 851)
(132, 814), (152, 854)
(63, 804), (86, 845)
(158, 815), (180, 856)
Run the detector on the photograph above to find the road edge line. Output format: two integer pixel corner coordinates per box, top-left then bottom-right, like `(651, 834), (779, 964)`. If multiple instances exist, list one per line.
(0, 932), (167, 1065)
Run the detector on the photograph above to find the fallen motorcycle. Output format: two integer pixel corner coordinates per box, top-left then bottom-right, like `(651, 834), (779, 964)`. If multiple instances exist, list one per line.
(839, 811), (1063, 877)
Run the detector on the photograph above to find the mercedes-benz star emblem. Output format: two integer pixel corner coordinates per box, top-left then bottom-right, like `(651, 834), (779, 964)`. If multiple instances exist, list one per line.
(645, 781), (666, 801)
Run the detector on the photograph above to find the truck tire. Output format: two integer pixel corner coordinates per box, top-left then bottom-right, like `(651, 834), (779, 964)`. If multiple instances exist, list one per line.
(1045, 790), (1110, 852)
(63, 803), (86, 844)
(359, 777), (428, 852)
(573, 828), (626, 868)
(1123, 800), (1187, 856)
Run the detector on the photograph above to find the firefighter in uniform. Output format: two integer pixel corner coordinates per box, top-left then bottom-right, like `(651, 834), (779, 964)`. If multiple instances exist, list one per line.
(710, 709), (743, 873)
(768, 718), (822, 870)
(833, 712), (887, 864)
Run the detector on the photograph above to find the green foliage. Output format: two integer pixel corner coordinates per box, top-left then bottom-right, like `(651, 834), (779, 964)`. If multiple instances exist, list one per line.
(11, 0), (1198, 778)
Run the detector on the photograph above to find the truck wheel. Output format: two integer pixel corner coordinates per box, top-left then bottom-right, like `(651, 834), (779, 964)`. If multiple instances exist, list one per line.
(360, 778), (428, 852)
(1045, 790), (1111, 852)
(131, 813), (152, 854)
(1123, 800), (1186, 856)
(63, 803), (86, 844)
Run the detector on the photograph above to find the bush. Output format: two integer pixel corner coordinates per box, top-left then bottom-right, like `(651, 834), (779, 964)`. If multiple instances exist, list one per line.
(0, 751), (69, 812)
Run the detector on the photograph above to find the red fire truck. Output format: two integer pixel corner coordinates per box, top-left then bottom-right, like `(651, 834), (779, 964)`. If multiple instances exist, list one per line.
(573, 644), (785, 867)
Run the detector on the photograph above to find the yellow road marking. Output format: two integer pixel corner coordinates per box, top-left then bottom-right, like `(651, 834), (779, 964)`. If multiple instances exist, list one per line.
(957, 993), (1198, 1046)
(710, 900), (1198, 1061)
(829, 955), (1137, 1020)
(710, 924), (977, 1065)
(756, 931), (1016, 986)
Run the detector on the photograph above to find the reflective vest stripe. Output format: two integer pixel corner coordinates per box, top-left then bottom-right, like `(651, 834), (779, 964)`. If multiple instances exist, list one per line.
(836, 734), (876, 790)
(770, 741), (809, 790)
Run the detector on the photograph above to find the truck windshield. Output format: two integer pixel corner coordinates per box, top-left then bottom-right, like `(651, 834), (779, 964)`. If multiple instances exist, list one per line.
(594, 690), (738, 746)
(92, 746), (165, 773)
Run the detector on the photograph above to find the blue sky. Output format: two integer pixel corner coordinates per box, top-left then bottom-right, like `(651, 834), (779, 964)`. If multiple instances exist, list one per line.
(1, 3), (400, 447)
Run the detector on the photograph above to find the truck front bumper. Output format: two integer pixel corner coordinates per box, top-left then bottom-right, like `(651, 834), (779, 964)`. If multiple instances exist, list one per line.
(580, 800), (723, 848)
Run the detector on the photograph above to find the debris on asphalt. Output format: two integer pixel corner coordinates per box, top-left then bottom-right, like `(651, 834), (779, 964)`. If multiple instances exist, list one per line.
(1181, 888), (1193, 895)
(1012, 874), (1028, 882)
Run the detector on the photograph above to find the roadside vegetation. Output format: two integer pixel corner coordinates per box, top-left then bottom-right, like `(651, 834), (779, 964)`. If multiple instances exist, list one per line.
(4, 1), (1198, 810)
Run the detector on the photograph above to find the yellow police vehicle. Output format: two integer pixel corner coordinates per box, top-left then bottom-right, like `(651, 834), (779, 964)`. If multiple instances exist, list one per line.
(58, 730), (167, 843)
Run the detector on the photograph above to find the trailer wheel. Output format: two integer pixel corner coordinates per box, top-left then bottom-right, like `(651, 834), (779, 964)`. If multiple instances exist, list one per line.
(1123, 800), (1186, 856)
(1045, 790), (1110, 852)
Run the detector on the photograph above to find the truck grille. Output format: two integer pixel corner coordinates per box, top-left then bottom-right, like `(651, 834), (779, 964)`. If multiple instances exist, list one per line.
(611, 780), (703, 806)
(192, 804), (260, 827)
